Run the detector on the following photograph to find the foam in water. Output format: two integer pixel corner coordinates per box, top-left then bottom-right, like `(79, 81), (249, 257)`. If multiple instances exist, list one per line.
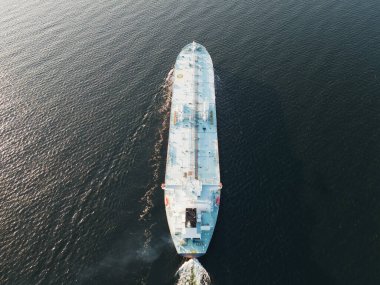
(139, 68), (173, 222)
(175, 258), (211, 285)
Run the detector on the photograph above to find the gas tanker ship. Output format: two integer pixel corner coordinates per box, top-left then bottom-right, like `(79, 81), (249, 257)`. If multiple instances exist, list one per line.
(162, 42), (222, 257)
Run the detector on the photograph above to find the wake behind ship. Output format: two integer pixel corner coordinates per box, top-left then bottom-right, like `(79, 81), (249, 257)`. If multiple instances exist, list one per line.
(162, 42), (222, 258)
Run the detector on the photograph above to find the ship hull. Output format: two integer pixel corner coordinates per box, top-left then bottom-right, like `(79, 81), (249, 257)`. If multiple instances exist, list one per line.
(164, 42), (221, 257)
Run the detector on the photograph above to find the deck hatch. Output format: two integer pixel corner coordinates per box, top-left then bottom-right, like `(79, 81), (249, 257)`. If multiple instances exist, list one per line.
(185, 208), (197, 228)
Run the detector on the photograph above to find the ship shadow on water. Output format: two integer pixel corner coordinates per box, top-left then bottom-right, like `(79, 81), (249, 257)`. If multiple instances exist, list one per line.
(197, 69), (336, 285)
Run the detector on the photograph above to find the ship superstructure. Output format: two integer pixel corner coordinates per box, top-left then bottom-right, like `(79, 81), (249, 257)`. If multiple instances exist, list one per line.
(163, 42), (221, 257)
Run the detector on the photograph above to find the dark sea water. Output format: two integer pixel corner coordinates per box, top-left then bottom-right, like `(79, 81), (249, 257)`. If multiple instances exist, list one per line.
(1, 0), (380, 284)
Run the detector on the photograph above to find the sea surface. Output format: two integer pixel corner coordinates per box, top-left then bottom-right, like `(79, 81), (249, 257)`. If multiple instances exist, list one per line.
(1, 0), (380, 284)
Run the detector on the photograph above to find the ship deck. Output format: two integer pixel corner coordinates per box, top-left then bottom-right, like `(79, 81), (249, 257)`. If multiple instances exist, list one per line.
(164, 42), (221, 257)
(165, 43), (219, 185)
